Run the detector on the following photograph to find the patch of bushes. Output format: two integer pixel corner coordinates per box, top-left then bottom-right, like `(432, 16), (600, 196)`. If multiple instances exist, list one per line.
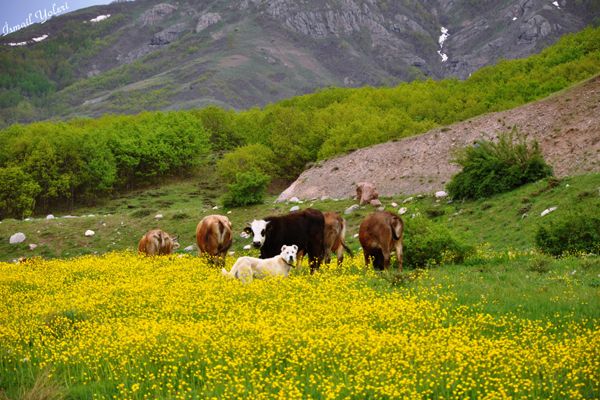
(222, 170), (270, 208)
(0, 166), (41, 219)
(404, 216), (473, 268)
(528, 254), (553, 273)
(535, 212), (600, 256)
(447, 129), (553, 200)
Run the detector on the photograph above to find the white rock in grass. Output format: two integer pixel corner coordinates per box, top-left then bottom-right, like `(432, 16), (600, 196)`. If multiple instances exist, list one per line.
(399, 207), (408, 215)
(84, 230), (95, 237)
(391, 202), (398, 208)
(435, 191), (448, 199)
(155, 214), (163, 219)
(29, 244), (37, 250)
(243, 244), (252, 250)
(212, 205), (219, 210)
(46, 214), (55, 220)
(402, 197), (414, 204)
(289, 197), (300, 203)
(540, 207), (557, 217)
(228, 251), (235, 256)
(184, 245), (194, 252)
(9, 233), (26, 244)
(353, 233), (359, 238)
(345, 204), (360, 215)
(290, 205), (300, 212)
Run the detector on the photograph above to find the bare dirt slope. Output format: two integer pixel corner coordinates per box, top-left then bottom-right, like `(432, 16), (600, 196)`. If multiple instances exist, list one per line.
(278, 75), (600, 201)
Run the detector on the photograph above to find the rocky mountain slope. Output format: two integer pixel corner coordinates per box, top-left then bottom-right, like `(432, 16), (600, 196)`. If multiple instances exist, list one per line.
(277, 74), (600, 201)
(1, 0), (598, 124)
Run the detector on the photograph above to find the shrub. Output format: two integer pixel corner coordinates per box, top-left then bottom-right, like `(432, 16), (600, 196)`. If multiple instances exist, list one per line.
(216, 144), (277, 184)
(528, 254), (553, 273)
(535, 212), (600, 256)
(222, 170), (270, 208)
(0, 166), (41, 219)
(447, 129), (553, 200)
(403, 216), (473, 268)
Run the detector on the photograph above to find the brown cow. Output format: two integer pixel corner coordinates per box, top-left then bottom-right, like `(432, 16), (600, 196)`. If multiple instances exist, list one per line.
(359, 211), (404, 271)
(296, 211), (353, 266)
(138, 229), (179, 256)
(196, 215), (233, 267)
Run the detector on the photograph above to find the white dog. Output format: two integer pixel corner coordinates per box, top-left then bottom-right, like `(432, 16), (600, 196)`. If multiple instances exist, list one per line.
(222, 245), (298, 283)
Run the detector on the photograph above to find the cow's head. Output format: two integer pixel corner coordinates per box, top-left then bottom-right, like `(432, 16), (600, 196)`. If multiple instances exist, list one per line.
(171, 236), (180, 250)
(244, 220), (270, 248)
(280, 244), (298, 266)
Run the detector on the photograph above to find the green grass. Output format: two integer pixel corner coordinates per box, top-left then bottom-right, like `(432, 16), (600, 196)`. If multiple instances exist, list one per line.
(1, 173), (599, 262)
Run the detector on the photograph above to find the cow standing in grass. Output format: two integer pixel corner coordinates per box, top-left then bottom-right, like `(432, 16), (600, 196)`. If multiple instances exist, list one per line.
(138, 229), (179, 256)
(196, 215), (233, 267)
(245, 208), (325, 274)
(359, 211), (404, 271)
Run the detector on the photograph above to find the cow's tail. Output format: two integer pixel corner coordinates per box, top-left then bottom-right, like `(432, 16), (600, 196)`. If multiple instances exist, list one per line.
(217, 220), (227, 246)
(149, 231), (163, 252)
(340, 218), (353, 257)
(221, 268), (231, 277)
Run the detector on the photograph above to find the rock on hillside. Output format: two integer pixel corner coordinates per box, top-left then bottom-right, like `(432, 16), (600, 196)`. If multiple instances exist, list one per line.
(277, 75), (600, 201)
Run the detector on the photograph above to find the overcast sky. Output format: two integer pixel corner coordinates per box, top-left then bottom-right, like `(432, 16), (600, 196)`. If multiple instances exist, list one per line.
(2, 0), (112, 35)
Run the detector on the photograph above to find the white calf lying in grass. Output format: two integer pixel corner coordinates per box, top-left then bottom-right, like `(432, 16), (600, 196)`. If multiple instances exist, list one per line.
(222, 245), (298, 283)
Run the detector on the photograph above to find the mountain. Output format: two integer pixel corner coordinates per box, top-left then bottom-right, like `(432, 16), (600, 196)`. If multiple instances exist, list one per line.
(277, 74), (600, 201)
(0, 0), (598, 126)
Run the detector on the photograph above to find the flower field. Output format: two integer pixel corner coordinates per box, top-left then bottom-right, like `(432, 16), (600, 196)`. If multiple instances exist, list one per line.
(0, 252), (598, 399)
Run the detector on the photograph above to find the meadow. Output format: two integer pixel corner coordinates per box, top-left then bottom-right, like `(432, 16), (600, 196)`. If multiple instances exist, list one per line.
(0, 251), (598, 399)
(0, 174), (599, 399)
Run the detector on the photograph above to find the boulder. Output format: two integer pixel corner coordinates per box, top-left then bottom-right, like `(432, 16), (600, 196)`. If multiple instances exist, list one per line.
(290, 205), (300, 212)
(29, 244), (38, 250)
(84, 230), (95, 237)
(9, 232), (26, 244)
(399, 207), (408, 215)
(435, 191), (448, 199)
(243, 244), (252, 250)
(184, 245), (195, 252)
(195, 12), (221, 33)
(46, 214), (55, 220)
(370, 199), (382, 207)
(356, 182), (379, 206)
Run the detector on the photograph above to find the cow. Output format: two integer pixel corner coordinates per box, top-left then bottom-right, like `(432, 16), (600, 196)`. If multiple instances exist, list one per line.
(196, 215), (233, 267)
(244, 208), (325, 274)
(297, 211), (353, 265)
(222, 244), (298, 283)
(138, 229), (179, 256)
(358, 211), (404, 271)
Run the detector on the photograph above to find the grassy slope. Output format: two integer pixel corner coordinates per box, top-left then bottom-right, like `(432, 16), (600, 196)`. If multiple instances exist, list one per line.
(0, 172), (598, 260)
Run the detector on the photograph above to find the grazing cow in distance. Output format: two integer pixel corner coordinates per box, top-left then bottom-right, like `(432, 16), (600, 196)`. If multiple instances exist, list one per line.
(222, 244), (298, 283)
(245, 208), (325, 274)
(196, 215), (233, 267)
(359, 211), (404, 271)
(138, 229), (179, 256)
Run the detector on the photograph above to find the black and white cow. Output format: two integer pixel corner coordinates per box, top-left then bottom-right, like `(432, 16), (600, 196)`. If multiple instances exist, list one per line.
(244, 208), (326, 273)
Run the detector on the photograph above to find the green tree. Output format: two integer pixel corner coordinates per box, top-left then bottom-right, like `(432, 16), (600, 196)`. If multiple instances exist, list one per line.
(0, 166), (41, 219)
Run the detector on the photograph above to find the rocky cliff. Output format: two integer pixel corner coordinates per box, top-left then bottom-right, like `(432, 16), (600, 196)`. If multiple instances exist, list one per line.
(0, 0), (597, 123)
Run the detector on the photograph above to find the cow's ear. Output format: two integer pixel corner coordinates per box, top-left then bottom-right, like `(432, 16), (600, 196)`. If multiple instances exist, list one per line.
(243, 226), (252, 234)
(172, 235), (178, 241)
(281, 245), (287, 252)
(292, 244), (298, 251)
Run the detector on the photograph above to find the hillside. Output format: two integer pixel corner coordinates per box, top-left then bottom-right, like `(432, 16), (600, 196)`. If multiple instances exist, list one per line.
(1, 0), (598, 126)
(278, 74), (600, 201)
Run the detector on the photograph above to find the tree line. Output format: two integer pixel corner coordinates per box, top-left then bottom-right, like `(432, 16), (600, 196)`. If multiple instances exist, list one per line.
(0, 27), (599, 217)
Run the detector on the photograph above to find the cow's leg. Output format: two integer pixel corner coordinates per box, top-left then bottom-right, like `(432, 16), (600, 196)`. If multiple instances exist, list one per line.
(395, 240), (403, 271)
(373, 250), (385, 271)
(379, 241), (392, 270)
(335, 244), (344, 266)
